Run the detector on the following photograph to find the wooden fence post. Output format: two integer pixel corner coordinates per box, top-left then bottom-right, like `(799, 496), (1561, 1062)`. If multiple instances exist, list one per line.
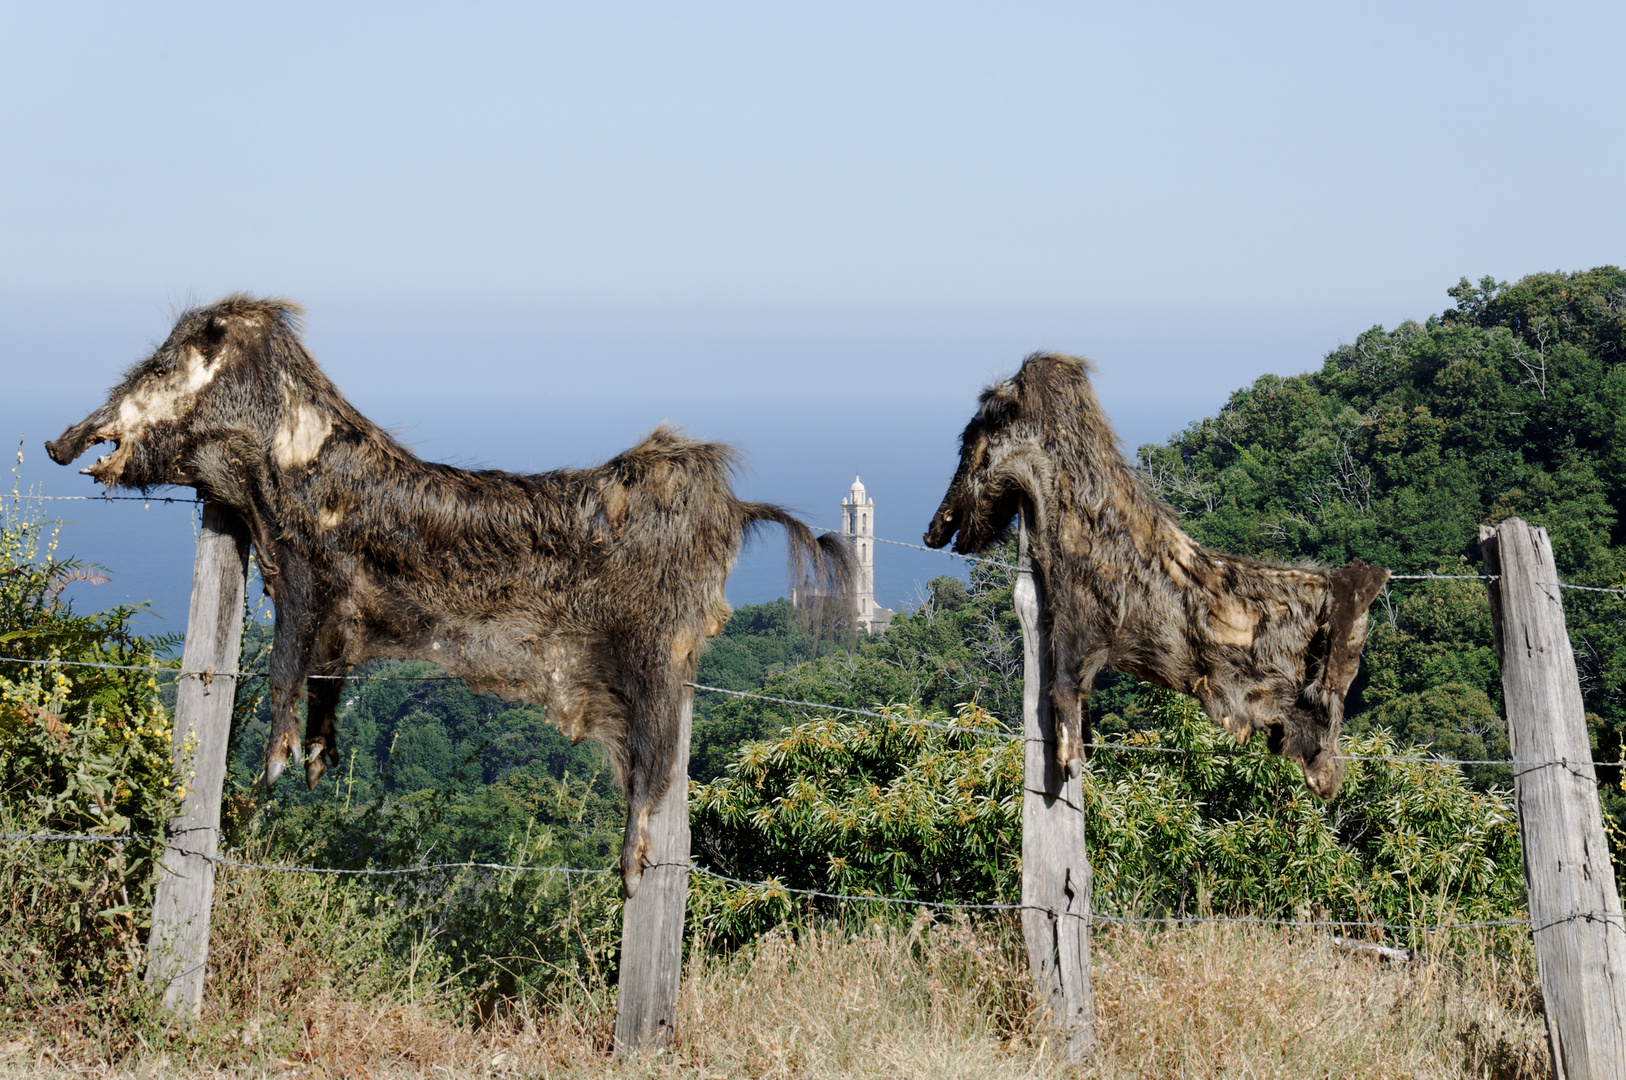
(1015, 505), (1095, 1062)
(145, 500), (251, 1016)
(1480, 517), (1626, 1080)
(613, 686), (693, 1055)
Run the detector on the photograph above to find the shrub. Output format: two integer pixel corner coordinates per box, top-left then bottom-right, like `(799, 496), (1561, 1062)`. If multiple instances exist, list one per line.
(0, 466), (179, 1011)
(689, 687), (1525, 949)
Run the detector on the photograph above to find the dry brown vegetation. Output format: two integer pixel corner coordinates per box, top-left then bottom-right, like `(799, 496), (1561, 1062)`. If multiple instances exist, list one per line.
(0, 857), (1549, 1080)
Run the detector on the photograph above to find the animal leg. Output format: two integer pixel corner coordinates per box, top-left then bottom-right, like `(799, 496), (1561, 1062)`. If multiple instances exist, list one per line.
(263, 681), (304, 787)
(617, 663), (688, 899)
(620, 783), (656, 900)
(303, 668), (345, 789)
(1049, 684), (1086, 779)
(261, 587), (316, 787)
(1049, 643), (1106, 779)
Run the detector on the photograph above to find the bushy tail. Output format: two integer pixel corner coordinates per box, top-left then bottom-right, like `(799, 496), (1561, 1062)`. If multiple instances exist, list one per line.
(740, 502), (856, 603)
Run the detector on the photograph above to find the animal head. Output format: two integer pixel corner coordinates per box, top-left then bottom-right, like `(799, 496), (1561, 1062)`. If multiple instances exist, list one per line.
(46, 296), (331, 492)
(924, 353), (1123, 554)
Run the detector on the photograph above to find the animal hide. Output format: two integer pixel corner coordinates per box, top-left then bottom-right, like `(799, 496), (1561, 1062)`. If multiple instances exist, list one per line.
(924, 353), (1388, 799)
(47, 295), (852, 894)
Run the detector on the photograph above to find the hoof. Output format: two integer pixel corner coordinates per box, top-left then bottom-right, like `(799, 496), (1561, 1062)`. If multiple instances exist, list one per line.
(1064, 756), (1081, 780)
(304, 740), (333, 789)
(261, 734), (304, 787)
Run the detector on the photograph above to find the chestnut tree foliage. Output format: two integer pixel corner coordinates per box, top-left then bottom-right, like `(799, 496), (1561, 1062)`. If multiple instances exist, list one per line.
(688, 690), (1523, 948)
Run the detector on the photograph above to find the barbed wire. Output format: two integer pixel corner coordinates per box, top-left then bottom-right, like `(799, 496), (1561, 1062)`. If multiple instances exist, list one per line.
(1545, 581), (1626, 596)
(0, 655), (461, 682)
(4, 829), (1597, 936)
(814, 525), (1011, 568)
(15, 488), (1626, 597)
(685, 684), (1569, 769)
(10, 475), (1622, 947)
(1, 831), (134, 844)
(0, 655), (192, 676)
(4, 502), (1617, 776)
(12, 488), (1623, 594)
(6, 492), (200, 504)
(683, 863), (1021, 912)
(1387, 573), (1495, 582)
(189, 849), (617, 878)
(688, 683), (1018, 739)
(0, 655), (1590, 771)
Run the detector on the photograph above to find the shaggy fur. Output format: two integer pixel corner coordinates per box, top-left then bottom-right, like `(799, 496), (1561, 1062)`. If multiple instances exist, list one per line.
(923, 353), (1388, 799)
(47, 296), (852, 894)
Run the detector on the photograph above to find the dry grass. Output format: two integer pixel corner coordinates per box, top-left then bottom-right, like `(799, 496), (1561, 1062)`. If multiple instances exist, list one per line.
(1088, 922), (1545, 1080)
(0, 896), (1549, 1080)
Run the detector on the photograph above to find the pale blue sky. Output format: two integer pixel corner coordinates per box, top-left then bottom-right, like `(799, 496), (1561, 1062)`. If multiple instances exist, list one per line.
(3, 1), (1622, 616)
(6, 2), (1621, 404)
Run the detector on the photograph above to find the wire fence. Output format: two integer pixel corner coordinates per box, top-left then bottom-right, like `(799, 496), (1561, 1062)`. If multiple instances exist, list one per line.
(25, 487), (1626, 592)
(8, 492), (201, 505)
(6, 496), (1623, 942)
(0, 642), (1592, 772)
(3, 828), (1591, 937)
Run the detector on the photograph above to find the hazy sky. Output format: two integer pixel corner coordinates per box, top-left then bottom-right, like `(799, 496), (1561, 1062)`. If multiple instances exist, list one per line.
(7, 1), (1622, 405)
(3, 1), (1622, 616)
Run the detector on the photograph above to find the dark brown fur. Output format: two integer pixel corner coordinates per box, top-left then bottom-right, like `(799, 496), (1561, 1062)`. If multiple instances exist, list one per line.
(47, 296), (851, 894)
(923, 353), (1388, 799)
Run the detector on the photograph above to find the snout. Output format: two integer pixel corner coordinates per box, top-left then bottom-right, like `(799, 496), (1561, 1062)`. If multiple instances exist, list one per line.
(46, 413), (135, 486)
(923, 506), (958, 549)
(1270, 711), (1348, 801)
(925, 485), (977, 552)
(45, 417), (104, 466)
(1284, 726), (1346, 800)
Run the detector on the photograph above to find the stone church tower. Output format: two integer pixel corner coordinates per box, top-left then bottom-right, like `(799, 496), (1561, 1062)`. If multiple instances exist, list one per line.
(842, 476), (894, 633)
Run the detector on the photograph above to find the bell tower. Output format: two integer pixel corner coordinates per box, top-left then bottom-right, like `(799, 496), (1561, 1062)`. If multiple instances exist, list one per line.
(841, 476), (890, 633)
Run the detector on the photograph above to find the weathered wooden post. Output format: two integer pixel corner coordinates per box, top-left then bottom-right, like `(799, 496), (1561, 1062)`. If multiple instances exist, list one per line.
(145, 500), (251, 1016)
(1015, 505), (1095, 1062)
(612, 686), (693, 1054)
(1481, 518), (1626, 1080)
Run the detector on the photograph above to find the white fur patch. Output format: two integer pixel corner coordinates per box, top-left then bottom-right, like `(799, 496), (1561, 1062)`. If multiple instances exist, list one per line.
(1210, 599), (1256, 647)
(182, 346), (219, 392)
(115, 347), (221, 434)
(274, 399), (333, 469)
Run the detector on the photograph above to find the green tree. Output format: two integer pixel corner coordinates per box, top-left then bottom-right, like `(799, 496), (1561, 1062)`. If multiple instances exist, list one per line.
(1138, 268), (1626, 813)
(690, 549), (1024, 782)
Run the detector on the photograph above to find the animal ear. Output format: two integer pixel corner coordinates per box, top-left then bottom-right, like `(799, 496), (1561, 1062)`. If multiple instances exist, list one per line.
(1322, 559), (1391, 699)
(976, 382), (1020, 429)
(200, 314), (230, 355)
